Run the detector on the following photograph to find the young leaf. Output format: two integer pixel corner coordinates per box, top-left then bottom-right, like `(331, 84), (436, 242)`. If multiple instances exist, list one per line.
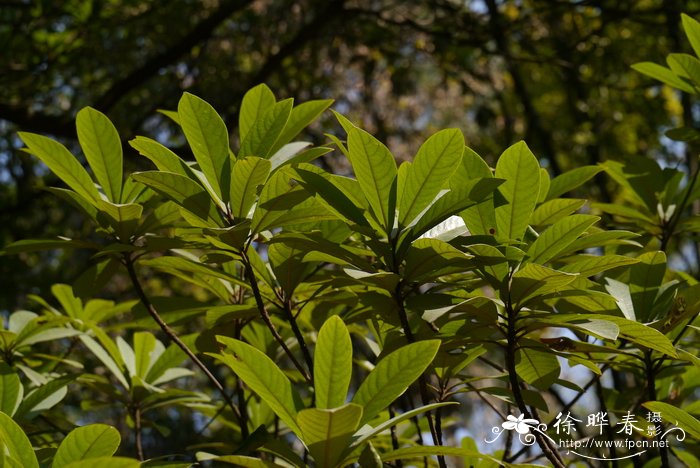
(0, 411), (39, 468)
(178, 92), (231, 200)
(347, 127), (397, 232)
(682, 13), (700, 60)
(18, 132), (101, 204)
(240, 98), (294, 158)
(546, 166), (602, 200)
(352, 340), (440, 425)
(239, 84), (276, 141)
(297, 404), (363, 468)
(314, 316), (353, 409)
(230, 157), (271, 219)
(269, 99), (334, 155)
(631, 62), (695, 93)
(667, 53), (700, 83)
(459, 147), (497, 236)
(213, 337), (303, 437)
(494, 141), (541, 241)
(76, 107), (123, 202)
(52, 424), (120, 468)
(398, 128), (464, 226)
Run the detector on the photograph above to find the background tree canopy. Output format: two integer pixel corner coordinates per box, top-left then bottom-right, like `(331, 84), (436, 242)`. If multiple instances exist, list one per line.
(2, 2), (700, 467)
(3, 0), (700, 311)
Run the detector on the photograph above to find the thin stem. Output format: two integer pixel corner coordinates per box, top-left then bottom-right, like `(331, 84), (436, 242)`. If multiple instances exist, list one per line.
(388, 405), (402, 468)
(504, 302), (566, 468)
(240, 251), (312, 384)
(234, 320), (250, 439)
(122, 254), (242, 425)
(594, 378), (619, 465)
(660, 159), (700, 251)
(393, 286), (445, 468)
(133, 405), (144, 461)
(645, 352), (670, 468)
(282, 298), (314, 384)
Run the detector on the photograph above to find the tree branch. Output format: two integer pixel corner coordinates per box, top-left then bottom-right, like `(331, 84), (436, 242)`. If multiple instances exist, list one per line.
(95, 0), (254, 111)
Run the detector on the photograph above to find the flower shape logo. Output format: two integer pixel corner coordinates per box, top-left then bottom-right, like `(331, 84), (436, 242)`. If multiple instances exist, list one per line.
(502, 414), (540, 435)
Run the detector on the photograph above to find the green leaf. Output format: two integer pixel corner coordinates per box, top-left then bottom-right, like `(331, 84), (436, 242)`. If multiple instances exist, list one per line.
(292, 166), (371, 229)
(0, 411), (38, 468)
(627, 251), (667, 322)
(631, 62), (695, 93)
(352, 340), (439, 425)
(133, 332), (158, 379)
(376, 446), (499, 465)
(682, 14), (700, 59)
(398, 128), (464, 226)
(205, 455), (285, 467)
(240, 99), (293, 158)
(403, 238), (472, 283)
(552, 314), (677, 356)
(530, 198), (586, 226)
(401, 177), (504, 247)
(95, 201), (143, 240)
(0, 364), (22, 416)
(62, 457), (140, 468)
(76, 107), (123, 202)
(15, 376), (73, 419)
(349, 402), (458, 451)
(46, 188), (100, 221)
(270, 99), (334, 155)
(357, 443), (382, 468)
(230, 157), (271, 218)
(459, 147), (497, 236)
(494, 141), (541, 241)
(79, 335), (128, 389)
(546, 166), (603, 200)
(239, 84), (276, 141)
(314, 316), (353, 409)
(213, 337), (303, 437)
(515, 345), (560, 390)
(251, 168), (334, 233)
(129, 136), (194, 178)
(178, 92), (231, 200)
(18, 132), (100, 204)
(1, 238), (99, 255)
(642, 401), (700, 439)
(510, 264), (577, 307)
(668, 53), (700, 83)
(559, 254), (639, 277)
(527, 214), (599, 265)
(347, 127), (397, 231)
(297, 404), (363, 468)
(131, 171), (223, 227)
(53, 424), (120, 468)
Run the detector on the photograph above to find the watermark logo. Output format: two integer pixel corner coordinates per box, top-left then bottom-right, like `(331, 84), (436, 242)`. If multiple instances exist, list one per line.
(485, 411), (687, 462)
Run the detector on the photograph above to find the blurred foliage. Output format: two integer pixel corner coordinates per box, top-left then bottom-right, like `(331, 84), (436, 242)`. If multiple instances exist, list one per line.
(4, 0), (700, 310)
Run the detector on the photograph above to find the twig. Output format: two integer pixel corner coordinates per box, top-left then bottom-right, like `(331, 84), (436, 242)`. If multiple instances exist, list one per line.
(122, 254), (242, 425)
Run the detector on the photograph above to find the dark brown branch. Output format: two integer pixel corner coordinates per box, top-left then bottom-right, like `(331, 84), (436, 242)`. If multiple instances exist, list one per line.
(239, 250), (312, 384)
(123, 254), (243, 425)
(95, 0), (254, 111)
